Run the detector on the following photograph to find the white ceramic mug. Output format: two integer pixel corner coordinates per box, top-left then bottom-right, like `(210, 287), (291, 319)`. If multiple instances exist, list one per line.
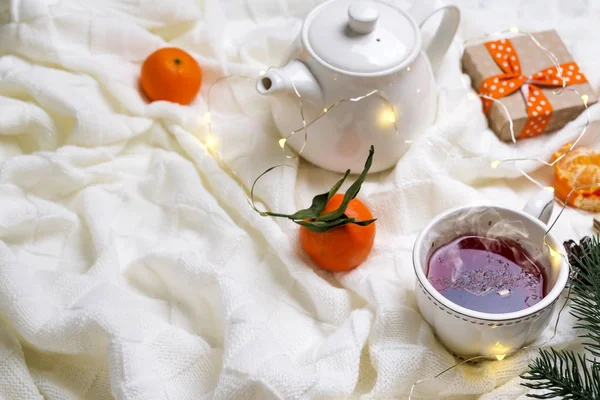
(413, 190), (569, 358)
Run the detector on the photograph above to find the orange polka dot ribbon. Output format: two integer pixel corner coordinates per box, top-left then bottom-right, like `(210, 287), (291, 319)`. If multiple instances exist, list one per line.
(478, 38), (588, 138)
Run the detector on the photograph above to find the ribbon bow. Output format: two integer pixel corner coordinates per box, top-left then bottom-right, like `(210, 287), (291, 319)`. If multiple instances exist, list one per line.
(478, 38), (587, 138)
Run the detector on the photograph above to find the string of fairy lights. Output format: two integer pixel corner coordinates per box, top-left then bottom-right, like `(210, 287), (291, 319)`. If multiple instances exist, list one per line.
(197, 25), (598, 399)
(412, 27), (596, 398)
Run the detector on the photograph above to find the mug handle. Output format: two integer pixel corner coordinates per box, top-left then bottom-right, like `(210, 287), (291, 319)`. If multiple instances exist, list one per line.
(523, 189), (555, 224)
(417, 6), (460, 74)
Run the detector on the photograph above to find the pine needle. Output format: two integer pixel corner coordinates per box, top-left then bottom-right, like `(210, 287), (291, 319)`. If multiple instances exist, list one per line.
(570, 235), (600, 358)
(521, 235), (600, 399)
(522, 349), (600, 399)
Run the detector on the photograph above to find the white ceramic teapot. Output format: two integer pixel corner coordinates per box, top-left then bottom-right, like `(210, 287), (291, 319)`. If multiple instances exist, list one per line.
(256, 0), (460, 173)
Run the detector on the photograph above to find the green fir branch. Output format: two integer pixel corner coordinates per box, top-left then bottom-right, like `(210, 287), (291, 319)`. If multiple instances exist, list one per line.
(521, 348), (600, 399)
(570, 235), (600, 358)
(521, 235), (600, 399)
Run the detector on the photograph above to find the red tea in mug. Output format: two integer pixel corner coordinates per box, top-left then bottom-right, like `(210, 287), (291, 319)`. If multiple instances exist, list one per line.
(426, 235), (546, 313)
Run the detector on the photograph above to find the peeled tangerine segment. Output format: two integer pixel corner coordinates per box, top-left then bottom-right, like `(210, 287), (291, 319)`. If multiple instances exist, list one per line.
(553, 144), (600, 212)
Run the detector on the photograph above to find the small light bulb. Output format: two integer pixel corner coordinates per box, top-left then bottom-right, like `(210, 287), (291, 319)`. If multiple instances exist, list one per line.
(205, 136), (218, 151)
(333, 74), (338, 81)
(278, 138), (287, 149)
(548, 247), (563, 258)
(404, 139), (415, 144)
(493, 342), (508, 360)
(491, 160), (501, 168)
(544, 186), (555, 193)
(259, 70), (266, 76)
(388, 112), (396, 123)
(416, 88), (421, 94)
(467, 92), (478, 100)
(509, 26), (519, 33)
(581, 94), (589, 105)
(407, 67), (411, 71)
(323, 108), (328, 113)
(203, 112), (211, 124)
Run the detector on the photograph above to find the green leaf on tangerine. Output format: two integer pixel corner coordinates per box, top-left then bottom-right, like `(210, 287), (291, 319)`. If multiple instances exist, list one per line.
(316, 145), (374, 222)
(250, 146), (376, 232)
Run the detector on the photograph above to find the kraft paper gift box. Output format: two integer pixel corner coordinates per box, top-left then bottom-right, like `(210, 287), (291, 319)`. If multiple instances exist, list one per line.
(462, 30), (597, 141)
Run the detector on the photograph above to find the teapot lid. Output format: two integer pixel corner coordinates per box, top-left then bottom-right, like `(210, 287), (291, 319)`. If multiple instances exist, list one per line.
(303, 0), (420, 75)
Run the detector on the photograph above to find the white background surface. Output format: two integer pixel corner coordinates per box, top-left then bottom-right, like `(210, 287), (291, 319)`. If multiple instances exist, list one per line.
(0, 0), (599, 399)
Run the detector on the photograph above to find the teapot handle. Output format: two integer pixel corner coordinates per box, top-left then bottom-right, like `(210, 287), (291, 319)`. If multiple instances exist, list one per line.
(418, 6), (460, 74)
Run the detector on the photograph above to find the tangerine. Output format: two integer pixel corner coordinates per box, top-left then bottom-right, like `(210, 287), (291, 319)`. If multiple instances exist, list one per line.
(140, 47), (202, 105)
(300, 193), (376, 272)
(553, 144), (600, 212)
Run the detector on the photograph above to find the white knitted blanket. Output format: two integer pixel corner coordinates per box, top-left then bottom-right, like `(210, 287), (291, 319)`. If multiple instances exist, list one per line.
(0, 0), (599, 398)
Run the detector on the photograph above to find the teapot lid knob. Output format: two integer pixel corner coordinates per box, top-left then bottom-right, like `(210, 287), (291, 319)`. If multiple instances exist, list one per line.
(304, 0), (420, 74)
(348, 1), (379, 34)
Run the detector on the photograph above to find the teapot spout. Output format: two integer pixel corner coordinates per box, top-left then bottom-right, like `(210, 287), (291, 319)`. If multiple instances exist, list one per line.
(256, 60), (323, 108)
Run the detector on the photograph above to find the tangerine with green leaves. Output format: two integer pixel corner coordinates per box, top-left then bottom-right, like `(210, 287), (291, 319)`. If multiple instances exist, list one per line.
(140, 47), (202, 105)
(299, 193), (375, 271)
(251, 145), (377, 271)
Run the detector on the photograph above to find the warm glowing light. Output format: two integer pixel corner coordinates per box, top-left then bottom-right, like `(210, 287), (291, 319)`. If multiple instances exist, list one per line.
(404, 139), (415, 144)
(323, 108), (328, 113)
(333, 74), (338, 81)
(378, 109), (397, 126)
(279, 138), (287, 149)
(544, 186), (555, 193)
(491, 160), (501, 168)
(509, 26), (519, 33)
(493, 342), (509, 360)
(203, 112), (211, 124)
(205, 136), (218, 152)
(548, 247), (563, 259)
(581, 94), (589, 105)
(259, 70), (266, 76)
(407, 67), (411, 71)
(416, 88), (421, 94)
(467, 92), (478, 100)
